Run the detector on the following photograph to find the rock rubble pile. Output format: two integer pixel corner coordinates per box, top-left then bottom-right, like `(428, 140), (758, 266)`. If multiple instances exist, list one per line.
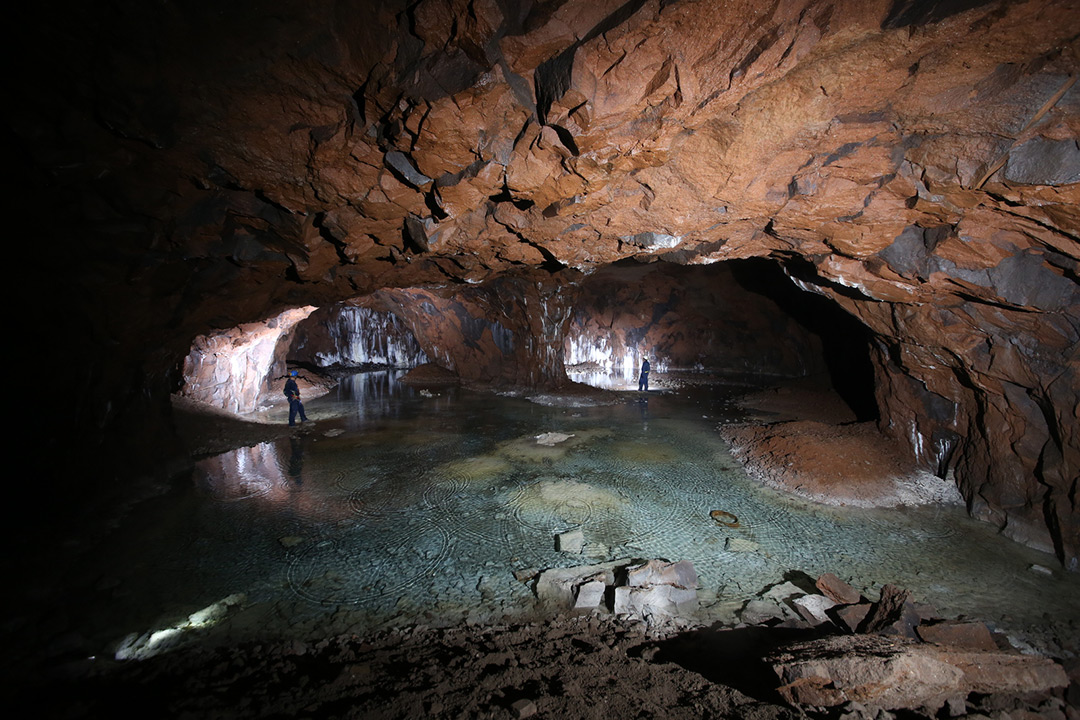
(735, 571), (1076, 717)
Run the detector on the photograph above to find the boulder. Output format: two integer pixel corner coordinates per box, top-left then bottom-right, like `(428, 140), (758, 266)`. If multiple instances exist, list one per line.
(573, 580), (606, 610)
(832, 603), (873, 634)
(613, 584), (698, 618)
(623, 559), (697, 589)
(614, 559), (699, 620)
(861, 584), (921, 639)
(534, 562), (620, 609)
(740, 599), (790, 626)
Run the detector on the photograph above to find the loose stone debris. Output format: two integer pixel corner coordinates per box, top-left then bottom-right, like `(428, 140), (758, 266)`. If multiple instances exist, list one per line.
(535, 558), (698, 631)
(731, 571), (1075, 716)
(27, 564), (1077, 720)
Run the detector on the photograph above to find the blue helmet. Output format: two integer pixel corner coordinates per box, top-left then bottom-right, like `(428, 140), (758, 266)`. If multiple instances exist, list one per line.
(290, 370), (298, 377)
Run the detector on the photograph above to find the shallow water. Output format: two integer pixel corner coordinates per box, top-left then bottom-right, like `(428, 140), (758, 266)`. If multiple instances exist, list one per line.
(75, 371), (1080, 657)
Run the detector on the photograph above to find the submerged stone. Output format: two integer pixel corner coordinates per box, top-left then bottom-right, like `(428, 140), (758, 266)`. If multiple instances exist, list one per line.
(535, 432), (575, 446)
(555, 528), (585, 554)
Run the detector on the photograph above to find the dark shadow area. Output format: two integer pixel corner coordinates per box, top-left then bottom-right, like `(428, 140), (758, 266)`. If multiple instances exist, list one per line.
(643, 623), (834, 704)
(882, 0), (996, 29)
(728, 258), (879, 422)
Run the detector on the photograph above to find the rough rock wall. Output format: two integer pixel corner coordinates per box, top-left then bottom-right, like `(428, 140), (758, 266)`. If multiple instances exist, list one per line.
(565, 261), (828, 377)
(15, 0), (1079, 562)
(180, 308), (316, 414)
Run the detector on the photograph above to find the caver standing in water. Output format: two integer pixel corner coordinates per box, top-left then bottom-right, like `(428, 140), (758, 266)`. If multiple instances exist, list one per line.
(638, 358), (651, 391)
(284, 370), (310, 426)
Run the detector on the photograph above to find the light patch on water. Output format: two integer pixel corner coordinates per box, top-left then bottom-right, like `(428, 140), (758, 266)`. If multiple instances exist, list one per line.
(439, 455), (512, 482)
(609, 439), (680, 464)
(525, 478), (624, 512)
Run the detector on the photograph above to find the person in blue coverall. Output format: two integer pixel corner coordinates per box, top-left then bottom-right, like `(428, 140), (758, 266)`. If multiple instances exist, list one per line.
(638, 358), (651, 391)
(284, 370), (309, 426)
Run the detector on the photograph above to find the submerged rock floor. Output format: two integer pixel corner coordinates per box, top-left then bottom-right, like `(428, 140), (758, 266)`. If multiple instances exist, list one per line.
(9, 372), (1079, 717)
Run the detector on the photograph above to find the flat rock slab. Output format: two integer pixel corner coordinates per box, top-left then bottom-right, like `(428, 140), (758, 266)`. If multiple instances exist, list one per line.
(535, 561), (624, 608)
(815, 573), (862, 605)
(769, 634), (1068, 712)
(573, 580), (606, 610)
(916, 620), (998, 651)
(833, 602), (872, 633)
(613, 584), (698, 617)
(792, 594), (838, 626)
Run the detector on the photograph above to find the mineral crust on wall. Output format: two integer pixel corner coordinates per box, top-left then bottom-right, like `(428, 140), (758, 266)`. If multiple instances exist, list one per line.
(290, 303), (429, 369)
(16, 0), (1080, 564)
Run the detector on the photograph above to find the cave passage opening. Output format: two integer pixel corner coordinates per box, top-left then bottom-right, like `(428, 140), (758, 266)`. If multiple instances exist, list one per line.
(176, 255), (879, 426)
(563, 258), (879, 422)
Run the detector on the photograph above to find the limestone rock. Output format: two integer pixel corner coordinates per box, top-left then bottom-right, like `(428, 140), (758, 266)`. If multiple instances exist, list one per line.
(740, 599), (792, 627)
(573, 580), (606, 610)
(833, 603), (873, 634)
(613, 584), (698, 618)
(792, 594), (839, 627)
(511, 698), (538, 719)
(624, 559), (697, 590)
(862, 584), (921, 639)
(534, 561), (621, 609)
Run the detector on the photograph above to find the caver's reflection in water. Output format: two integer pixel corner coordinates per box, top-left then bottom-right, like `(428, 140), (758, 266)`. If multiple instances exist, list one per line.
(288, 436), (304, 484)
(638, 395), (649, 432)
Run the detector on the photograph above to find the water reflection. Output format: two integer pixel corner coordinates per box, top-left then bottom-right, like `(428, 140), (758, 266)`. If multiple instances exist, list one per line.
(568, 367), (635, 389)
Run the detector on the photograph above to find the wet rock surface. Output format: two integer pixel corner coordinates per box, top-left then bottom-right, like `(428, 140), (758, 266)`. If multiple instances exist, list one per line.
(564, 261), (830, 378)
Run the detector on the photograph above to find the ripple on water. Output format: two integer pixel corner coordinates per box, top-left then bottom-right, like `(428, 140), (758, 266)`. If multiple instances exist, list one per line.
(110, 379), (1079, 647)
(287, 524), (451, 605)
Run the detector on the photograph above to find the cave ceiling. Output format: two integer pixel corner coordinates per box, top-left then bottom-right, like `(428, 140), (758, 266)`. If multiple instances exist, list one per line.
(15, 0), (1079, 344)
